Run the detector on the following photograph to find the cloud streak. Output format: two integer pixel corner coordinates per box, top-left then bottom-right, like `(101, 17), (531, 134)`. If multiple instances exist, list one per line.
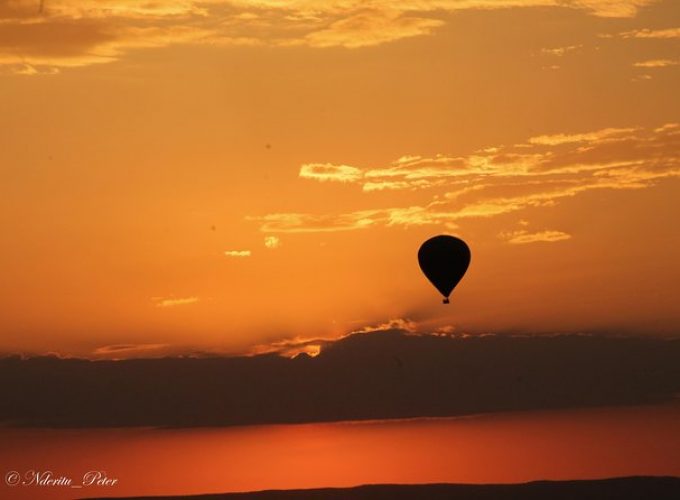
(153, 296), (200, 307)
(92, 343), (169, 357)
(299, 163), (364, 183)
(249, 123), (680, 233)
(224, 250), (251, 257)
(633, 59), (679, 68)
(540, 44), (581, 56)
(616, 27), (680, 39)
(499, 229), (572, 244)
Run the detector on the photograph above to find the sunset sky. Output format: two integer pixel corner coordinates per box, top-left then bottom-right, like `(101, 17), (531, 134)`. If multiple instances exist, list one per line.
(1, 0), (679, 357)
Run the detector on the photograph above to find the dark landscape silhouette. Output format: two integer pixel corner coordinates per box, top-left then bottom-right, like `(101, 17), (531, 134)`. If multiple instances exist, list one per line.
(85, 477), (680, 500)
(1, 330), (679, 428)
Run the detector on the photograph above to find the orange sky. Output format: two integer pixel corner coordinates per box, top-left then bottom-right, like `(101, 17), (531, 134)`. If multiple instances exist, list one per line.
(1, 0), (679, 357)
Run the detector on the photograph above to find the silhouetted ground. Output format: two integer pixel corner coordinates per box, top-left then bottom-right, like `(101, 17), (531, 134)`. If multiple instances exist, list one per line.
(2, 331), (679, 427)
(85, 477), (680, 500)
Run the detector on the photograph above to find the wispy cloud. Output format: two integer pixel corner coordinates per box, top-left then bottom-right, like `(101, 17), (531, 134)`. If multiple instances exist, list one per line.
(264, 236), (281, 249)
(153, 296), (200, 308)
(527, 127), (637, 145)
(224, 250), (252, 257)
(632, 73), (653, 81)
(633, 59), (679, 68)
(299, 163), (363, 183)
(0, 0), (663, 74)
(499, 229), (572, 244)
(249, 123), (680, 233)
(249, 211), (382, 233)
(616, 27), (680, 39)
(299, 10), (444, 48)
(540, 45), (581, 56)
(92, 343), (169, 356)
(567, 0), (659, 18)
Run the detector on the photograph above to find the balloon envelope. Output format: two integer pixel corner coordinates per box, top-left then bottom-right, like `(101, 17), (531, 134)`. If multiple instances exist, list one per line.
(418, 235), (471, 303)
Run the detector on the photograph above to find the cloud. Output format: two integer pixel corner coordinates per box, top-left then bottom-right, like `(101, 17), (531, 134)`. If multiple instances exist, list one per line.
(224, 250), (252, 257)
(353, 318), (418, 334)
(0, 0), (663, 73)
(153, 296), (200, 308)
(299, 163), (363, 183)
(250, 317), (418, 358)
(92, 343), (169, 356)
(499, 229), (572, 244)
(564, 0), (657, 18)
(264, 235), (281, 248)
(248, 210), (383, 233)
(616, 27), (680, 39)
(655, 123), (680, 133)
(540, 44), (581, 56)
(632, 73), (653, 81)
(0, 20), (218, 73)
(633, 59), (679, 68)
(362, 180), (418, 191)
(249, 123), (680, 233)
(300, 10), (444, 49)
(249, 335), (330, 357)
(527, 127), (637, 145)
(6, 63), (59, 75)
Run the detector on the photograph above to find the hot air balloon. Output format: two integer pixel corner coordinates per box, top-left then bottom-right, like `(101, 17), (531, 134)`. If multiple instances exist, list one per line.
(418, 235), (471, 304)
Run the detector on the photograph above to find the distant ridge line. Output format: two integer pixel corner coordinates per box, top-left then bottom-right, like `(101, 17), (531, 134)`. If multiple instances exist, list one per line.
(83, 476), (680, 500)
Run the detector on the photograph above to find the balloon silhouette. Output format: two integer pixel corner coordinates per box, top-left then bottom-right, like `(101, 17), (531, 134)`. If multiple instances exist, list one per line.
(418, 235), (471, 304)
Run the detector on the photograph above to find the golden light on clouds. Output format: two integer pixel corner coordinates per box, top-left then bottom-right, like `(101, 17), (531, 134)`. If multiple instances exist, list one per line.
(224, 250), (252, 257)
(540, 45), (582, 56)
(299, 11), (445, 49)
(616, 27), (680, 38)
(633, 59), (679, 68)
(0, 0), (673, 74)
(526, 127), (638, 145)
(1, 0), (679, 356)
(92, 343), (169, 357)
(154, 296), (200, 308)
(264, 236), (281, 249)
(251, 124), (680, 233)
(299, 163), (363, 183)
(499, 229), (572, 245)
